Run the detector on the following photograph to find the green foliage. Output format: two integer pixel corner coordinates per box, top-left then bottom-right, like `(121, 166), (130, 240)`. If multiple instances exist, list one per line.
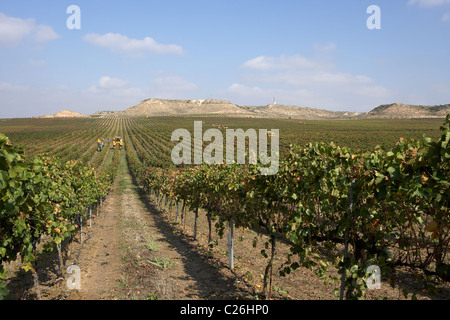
(126, 116), (449, 299)
(0, 134), (118, 298)
(2, 115), (446, 300)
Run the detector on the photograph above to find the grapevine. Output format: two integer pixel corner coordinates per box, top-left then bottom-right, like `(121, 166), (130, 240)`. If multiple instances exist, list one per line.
(126, 115), (449, 299)
(0, 134), (118, 299)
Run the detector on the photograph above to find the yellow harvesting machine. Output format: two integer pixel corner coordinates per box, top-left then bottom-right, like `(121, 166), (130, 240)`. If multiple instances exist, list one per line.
(112, 137), (123, 150)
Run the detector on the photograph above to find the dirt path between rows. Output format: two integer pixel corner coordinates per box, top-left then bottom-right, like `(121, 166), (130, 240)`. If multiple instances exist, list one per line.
(63, 152), (246, 300)
(64, 169), (123, 299)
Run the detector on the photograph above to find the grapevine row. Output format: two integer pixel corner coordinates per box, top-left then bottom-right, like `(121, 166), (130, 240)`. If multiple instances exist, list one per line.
(126, 115), (449, 299)
(0, 133), (120, 299)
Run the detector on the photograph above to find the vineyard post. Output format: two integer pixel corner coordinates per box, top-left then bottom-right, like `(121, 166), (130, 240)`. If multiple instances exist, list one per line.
(157, 193), (162, 208)
(32, 240), (42, 300)
(175, 200), (179, 221)
(182, 200), (187, 232)
(339, 231), (349, 300)
(168, 200), (173, 219)
(57, 242), (63, 277)
(193, 207), (199, 241)
(80, 214), (83, 243)
(339, 179), (354, 300)
(228, 218), (234, 270)
(207, 208), (212, 246)
(263, 234), (276, 299)
(67, 231), (73, 259)
(89, 206), (92, 227)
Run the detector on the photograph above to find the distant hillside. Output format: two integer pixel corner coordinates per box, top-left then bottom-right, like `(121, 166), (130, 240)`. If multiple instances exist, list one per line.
(121, 98), (248, 116)
(243, 104), (361, 120)
(61, 98), (449, 120)
(91, 110), (118, 117)
(39, 110), (90, 118)
(359, 103), (450, 119)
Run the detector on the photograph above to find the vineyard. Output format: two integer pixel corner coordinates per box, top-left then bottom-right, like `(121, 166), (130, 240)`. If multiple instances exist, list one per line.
(0, 115), (448, 300)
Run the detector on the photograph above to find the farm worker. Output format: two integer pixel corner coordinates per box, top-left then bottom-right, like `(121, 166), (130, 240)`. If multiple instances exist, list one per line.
(97, 138), (105, 151)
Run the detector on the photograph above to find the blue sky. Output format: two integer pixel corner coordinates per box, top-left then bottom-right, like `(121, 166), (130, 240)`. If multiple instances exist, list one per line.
(0, 0), (449, 118)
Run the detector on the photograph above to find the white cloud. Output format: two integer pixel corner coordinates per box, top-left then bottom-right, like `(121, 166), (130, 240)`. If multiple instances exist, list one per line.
(88, 76), (141, 95)
(223, 82), (392, 112)
(0, 12), (60, 47)
(87, 75), (198, 97)
(83, 33), (184, 56)
(442, 12), (450, 21)
(313, 42), (337, 54)
(0, 80), (149, 118)
(26, 59), (46, 67)
(152, 76), (198, 92)
(223, 83), (324, 108)
(313, 72), (372, 85)
(244, 70), (373, 87)
(242, 54), (320, 71)
(226, 83), (266, 97)
(408, 1), (450, 23)
(223, 53), (393, 112)
(33, 25), (60, 43)
(241, 54), (373, 87)
(98, 76), (128, 89)
(431, 82), (450, 93)
(408, 0), (450, 6)
(0, 73), (199, 118)
(0, 13), (34, 46)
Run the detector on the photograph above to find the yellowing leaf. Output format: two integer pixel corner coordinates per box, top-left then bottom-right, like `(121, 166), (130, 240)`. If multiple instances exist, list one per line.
(425, 220), (437, 232)
(421, 174), (429, 184)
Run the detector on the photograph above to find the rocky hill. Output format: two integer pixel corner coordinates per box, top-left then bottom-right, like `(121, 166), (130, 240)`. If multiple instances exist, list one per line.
(91, 110), (117, 117)
(39, 110), (90, 118)
(243, 104), (361, 120)
(121, 98), (248, 116)
(120, 98), (361, 119)
(359, 103), (450, 119)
